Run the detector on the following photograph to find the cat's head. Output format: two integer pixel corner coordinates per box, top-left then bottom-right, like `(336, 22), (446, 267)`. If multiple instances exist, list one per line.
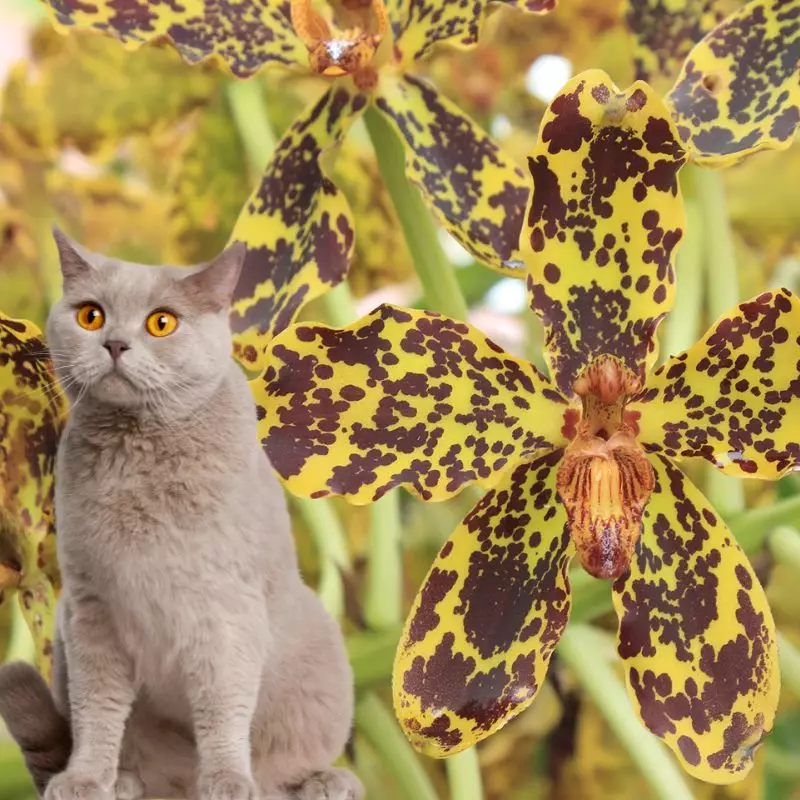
(46, 229), (245, 413)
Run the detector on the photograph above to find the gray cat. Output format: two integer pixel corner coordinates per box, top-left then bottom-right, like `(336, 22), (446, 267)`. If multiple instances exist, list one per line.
(0, 230), (362, 800)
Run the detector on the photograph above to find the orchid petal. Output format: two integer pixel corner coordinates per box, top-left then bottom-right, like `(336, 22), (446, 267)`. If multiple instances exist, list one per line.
(229, 87), (365, 370)
(255, 305), (568, 503)
(613, 455), (779, 783)
(521, 70), (687, 398)
(633, 288), (800, 478)
(394, 451), (574, 756)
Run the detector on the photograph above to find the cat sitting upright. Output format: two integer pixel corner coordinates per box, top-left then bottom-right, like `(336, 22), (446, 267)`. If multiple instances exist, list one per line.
(0, 230), (362, 800)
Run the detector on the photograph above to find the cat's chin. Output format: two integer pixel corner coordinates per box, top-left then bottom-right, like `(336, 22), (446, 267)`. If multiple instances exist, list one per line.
(89, 371), (143, 407)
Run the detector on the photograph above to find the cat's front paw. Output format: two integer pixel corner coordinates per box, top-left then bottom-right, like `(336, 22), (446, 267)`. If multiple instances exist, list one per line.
(294, 768), (364, 800)
(198, 770), (256, 800)
(44, 773), (110, 800)
(115, 770), (144, 800)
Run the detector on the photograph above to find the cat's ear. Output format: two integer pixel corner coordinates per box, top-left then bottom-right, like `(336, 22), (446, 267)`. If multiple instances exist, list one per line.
(52, 226), (94, 282)
(182, 242), (246, 311)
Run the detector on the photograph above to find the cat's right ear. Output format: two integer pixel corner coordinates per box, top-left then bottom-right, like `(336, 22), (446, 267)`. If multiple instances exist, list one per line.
(52, 226), (93, 282)
(181, 242), (246, 312)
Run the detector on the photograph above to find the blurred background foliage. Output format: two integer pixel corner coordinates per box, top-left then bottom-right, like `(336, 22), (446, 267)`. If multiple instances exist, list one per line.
(0, 0), (799, 798)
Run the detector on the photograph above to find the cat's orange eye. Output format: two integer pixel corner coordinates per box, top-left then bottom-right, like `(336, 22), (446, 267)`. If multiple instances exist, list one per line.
(76, 303), (105, 331)
(146, 310), (179, 338)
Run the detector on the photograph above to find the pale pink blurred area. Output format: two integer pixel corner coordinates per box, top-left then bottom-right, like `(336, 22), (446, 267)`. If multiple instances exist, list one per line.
(0, 5), (38, 88)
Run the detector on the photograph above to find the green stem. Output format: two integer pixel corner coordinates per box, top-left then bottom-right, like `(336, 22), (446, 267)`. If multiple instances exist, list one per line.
(445, 747), (484, 800)
(765, 744), (800, 778)
(226, 80), (277, 172)
(558, 625), (695, 800)
(776, 631), (800, 699)
(728, 495), (800, 553)
(662, 194), (704, 359)
(5, 596), (35, 664)
(694, 166), (745, 516)
(293, 498), (352, 619)
(319, 281), (359, 328)
(769, 526), (800, 572)
(364, 491), (403, 631)
(569, 568), (614, 624)
(695, 166), (739, 320)
(355, 693), (440, 800)
(364, 107), (470, 321)
(348, 627), (400, 688)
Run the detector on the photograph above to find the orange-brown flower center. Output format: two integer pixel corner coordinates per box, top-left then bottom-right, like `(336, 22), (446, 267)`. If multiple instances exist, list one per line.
(556, 356), (654, 580)
(291, 0), (389, 84)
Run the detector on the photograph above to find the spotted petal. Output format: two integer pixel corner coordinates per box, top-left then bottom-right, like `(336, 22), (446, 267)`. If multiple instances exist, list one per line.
(613, 455), (779, 783)
(387, 0), (556, 65)
(0, 315), (64, 677)
(44, 0), (305, 78)
(521, 70), (687, 399)
(394, 451), (574, 756)
(375, 73), (530, 276)
(230, 87), (365, 370)
(632, 289), (800, 478)
(624, 0), (738, 84)
(666, 0), (800, 167)
(256, 304), (568, 503)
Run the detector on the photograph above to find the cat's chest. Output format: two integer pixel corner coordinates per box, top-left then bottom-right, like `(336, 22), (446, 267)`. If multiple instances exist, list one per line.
(56, 433), (230, 554)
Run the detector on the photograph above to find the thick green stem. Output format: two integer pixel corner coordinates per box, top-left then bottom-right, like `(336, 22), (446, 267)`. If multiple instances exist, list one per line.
(728, 495), (800, 552)
(558, 625), (695, 800)
(364, 107), (470, 321)
(777, 631), (800, 699)
(226, 80), (277, 172)
(319, 282), (359, 328)
(694, 166), (745, 516)
(770, 526), (800, 572)
(766, 744), (800, 778)
(696, 167), (739, 320)
(348, 627), (400, 688)
(355, 693), (440, 800)
(662, 194), (704, 359)
(293, 498), (351, 619)
(365, 491), (403, 631)
(445, 748), (484, 800)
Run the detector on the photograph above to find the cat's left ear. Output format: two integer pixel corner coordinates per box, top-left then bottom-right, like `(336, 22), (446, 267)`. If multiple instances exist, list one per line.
(182, 242), (246, 311)
(52, 226), (94, 282)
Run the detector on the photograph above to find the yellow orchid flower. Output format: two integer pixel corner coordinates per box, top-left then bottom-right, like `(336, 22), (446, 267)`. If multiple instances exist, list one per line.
(253, 71), (791, 783)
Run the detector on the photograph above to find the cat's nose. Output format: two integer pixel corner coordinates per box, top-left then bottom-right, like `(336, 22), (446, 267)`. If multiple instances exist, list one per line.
(104, 340), (130, 361)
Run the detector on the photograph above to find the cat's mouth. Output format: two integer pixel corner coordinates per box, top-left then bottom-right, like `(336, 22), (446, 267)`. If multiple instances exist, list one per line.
(91, 363), (142, 404)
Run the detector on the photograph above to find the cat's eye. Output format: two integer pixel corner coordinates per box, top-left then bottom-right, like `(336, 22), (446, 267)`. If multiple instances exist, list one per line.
(76, 303), (105, 331)
(146, 310), (179, 338)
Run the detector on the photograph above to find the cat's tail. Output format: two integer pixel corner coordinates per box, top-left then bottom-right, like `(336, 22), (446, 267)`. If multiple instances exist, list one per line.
(0, 661), (72, 793)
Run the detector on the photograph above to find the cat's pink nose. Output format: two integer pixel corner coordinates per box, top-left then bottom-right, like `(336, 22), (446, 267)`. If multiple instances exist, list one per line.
(104, 340), (130, 361)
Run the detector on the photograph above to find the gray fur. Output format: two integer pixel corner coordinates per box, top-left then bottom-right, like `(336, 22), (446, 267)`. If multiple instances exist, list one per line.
(0, 231), (361, 800)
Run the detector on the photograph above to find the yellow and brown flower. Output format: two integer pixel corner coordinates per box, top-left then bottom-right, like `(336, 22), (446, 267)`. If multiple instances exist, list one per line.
(253, 71), (793, 783)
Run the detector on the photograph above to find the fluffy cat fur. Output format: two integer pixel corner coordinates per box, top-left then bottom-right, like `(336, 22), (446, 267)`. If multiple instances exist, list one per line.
(0, 230), (362, 800)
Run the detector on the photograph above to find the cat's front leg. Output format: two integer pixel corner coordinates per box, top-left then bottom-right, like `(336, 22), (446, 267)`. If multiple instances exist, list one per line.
(186, 630), (263, 800)
(45, 597), (135, 800)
